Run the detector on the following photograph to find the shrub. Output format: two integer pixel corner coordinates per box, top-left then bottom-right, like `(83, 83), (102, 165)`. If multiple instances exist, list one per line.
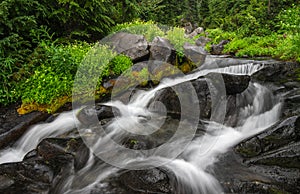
(274, 34), (300, 62)
(111, 20), (165, 41)
(110, 55), (133, 75)
(165, 27), (194, 57)
(20, 41), (92, 105)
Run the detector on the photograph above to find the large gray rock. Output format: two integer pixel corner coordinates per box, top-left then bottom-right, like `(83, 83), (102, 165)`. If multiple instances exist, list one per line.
(149, 37), (176, 64)
(104, 32), (149, 62)
(183, 43), (207, 67)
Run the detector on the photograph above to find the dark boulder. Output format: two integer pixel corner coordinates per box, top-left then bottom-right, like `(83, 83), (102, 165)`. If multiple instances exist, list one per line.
(77, 104), (120, 126)
(154, 73), (250, 120)
(220, 73), (251, 95)
(0, 138), (89, 194)
(235, 115), (300, 161)
(252, 61), (300, 87)
(234, 116), (300, 193)
(283, 89), (300, 117)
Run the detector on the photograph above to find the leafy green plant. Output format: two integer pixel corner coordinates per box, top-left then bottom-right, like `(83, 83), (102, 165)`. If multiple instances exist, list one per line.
(110, 55), (133, 75)
(20, 41), (92, 105)
(277, 4), (300, 34)
(274, 34), (300, 62)
(165, 27), (194, 57)
(111, 20), (165, 41)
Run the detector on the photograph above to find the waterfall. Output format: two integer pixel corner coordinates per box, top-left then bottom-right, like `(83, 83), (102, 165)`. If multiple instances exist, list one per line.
(0, 62), (282, 194)
(0, 111), (79, 164)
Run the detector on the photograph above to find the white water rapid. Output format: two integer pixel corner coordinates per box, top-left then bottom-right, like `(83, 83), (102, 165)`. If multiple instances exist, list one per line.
(0, 62), (282, 194)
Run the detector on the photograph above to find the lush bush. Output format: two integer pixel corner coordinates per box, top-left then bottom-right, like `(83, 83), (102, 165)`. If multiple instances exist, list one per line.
(277, 4), (300, 34)
(20, 41), (92, 105)
(110, 55), (133, 75)
(111, 20), (165, 41)
(165, 27), (194, 57)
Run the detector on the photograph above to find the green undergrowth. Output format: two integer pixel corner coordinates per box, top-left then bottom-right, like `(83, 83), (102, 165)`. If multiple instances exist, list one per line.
(204, 28), (300, 63)
(2, 20), (193, 113)
(204, 5), (300, 63)
(16, 41), (133, 114)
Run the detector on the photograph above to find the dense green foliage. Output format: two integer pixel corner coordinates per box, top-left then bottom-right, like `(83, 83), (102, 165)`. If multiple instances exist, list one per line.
(1, 0), (300, 109)
(111, 20), (165, 41)
(20, 42), (92, 104)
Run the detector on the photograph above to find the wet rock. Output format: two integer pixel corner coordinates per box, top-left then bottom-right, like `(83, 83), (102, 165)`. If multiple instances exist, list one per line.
(122, 136), (155, 150)
(77, 104), (120, 126)
(0, 161), (53, 194)
(235, 116), (300, 158)
(211, 40), (229, 55)
(90, 176), (134, 194)
(0, 110), (49, 149)
(245, 141), (300, 169)
(104, 32), (149, 62)
(215, 151), (298, 194)
(37, 138), (89, 170)
(119, 168), (173, 193)
(234, 115), (300, 193)
(252, 61), (300, 86)
(155, 73), (250, 120)
(149, 37), (176, 64)
(0, 138), (90, 194)
(218, 73), (251, 95)
(283, 89), (300, 117)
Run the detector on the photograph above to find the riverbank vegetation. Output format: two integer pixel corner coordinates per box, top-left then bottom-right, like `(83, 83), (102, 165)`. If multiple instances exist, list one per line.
(1, 0), (299, 112)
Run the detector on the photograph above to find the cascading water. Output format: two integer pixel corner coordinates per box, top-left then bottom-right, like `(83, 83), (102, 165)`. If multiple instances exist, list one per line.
(0, 62), (282, 194)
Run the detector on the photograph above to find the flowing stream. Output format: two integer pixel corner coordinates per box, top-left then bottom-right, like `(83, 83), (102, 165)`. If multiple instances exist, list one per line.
(0, 62), (282, 194)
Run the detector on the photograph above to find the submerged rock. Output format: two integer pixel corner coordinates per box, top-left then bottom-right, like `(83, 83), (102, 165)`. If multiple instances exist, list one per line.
(119, 168), (173, 193)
